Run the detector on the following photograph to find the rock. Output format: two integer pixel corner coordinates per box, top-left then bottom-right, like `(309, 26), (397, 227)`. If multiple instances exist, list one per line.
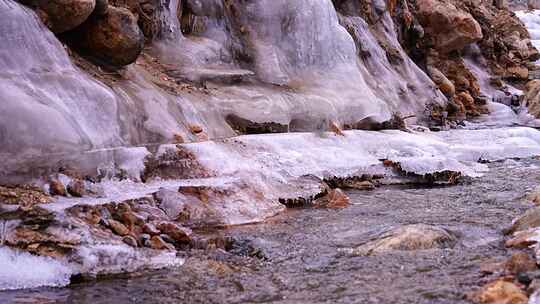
(67, 179), (85, 197)
(108, 219), (130, 236)
(428, 66), (455, 98)
(349, 180), (376, 191)
(507, 207), (540, 234)
(189, 125), (204, 134)
(157, 222), (193, 243)
(506, 229), (539, 249)
(350, 224), (457, 255)
(415, 0), (483, 53)
(73, 6), (144, 67)
(122, 235), (138, 247)
(528, 187), (540, 205)
(93, 0), (108, 16)
(49, 179), (67, 196)
(507, 66), (529, 80)
(150, 235), (175, 250)
(314, 189), (350, 208)
(505, 252), (537, 274)
(524, 80), (540, 119)
(472, 280), (528, 304)
(22, 0), (96, 33)
(329, 121), (345, 136)
(142, 223), (160, 235)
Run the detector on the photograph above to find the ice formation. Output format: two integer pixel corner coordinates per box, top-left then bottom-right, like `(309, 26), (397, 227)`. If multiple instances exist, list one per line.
(0, 247), (72, 290)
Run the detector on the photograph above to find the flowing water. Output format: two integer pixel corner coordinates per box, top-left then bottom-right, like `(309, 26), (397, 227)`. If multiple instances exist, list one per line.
(1, 159), (539, 304)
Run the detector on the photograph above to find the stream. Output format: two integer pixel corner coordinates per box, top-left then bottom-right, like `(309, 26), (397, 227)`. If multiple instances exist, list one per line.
(1, 159), (538, 303)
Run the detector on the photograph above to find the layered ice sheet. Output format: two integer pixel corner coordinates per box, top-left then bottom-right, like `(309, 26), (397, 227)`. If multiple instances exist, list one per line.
(0, 247), (72, 290)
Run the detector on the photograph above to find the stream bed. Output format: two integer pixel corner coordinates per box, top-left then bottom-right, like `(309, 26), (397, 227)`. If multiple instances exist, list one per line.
(1, 159), (539, 304)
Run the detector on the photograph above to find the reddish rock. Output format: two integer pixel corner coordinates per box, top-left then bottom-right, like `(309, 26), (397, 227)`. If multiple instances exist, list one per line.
(189, 125), (204, 134)
(142, 223), (160, 236)
(49, 179), (67, 196)
(73, 6), (143, 67)
(505, 252), (537, 275)
(150, 235), (175, 250)
(415, 0), (482, 53)
(22, 0), (96, 33)
(108, 219), (130, 236)
(157, 222), (193, 243)
(471, 280), (527, 304)
(315, 189), (350, 209)
(122, 235), (138, 247)
(67, 179), (85, 197)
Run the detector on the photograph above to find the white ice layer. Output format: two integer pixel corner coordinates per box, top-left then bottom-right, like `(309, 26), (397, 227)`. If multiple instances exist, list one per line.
(0, 247), (72, 291)
(189, 127), (540, 180)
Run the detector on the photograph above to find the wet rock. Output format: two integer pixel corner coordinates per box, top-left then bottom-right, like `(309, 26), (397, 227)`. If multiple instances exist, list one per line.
(108, 219), (130, 236)
(49, 179), (67, 196)
(314, 189), (350, 209)
(505, 229), (539, 249)
(157, 222), (193, 243)
(507, 207), (540, 234)
(67, 179), (85, 197)
(350, 224), (457, 255)
(505, 252), (538, 275)
(73, 6), (143, 67)
(122, 235), (138, 247)
(472, 280), (528, 304)
(150, 235), (175, 251)
(142, 147), (211, 182)
(21, 0), (96, 33)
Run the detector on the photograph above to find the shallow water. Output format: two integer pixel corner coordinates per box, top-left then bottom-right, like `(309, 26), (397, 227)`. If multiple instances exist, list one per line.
(2, 159), (540, 304)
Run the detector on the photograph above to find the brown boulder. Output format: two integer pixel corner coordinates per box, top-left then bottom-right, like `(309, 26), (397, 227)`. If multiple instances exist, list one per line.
(157, 222), (193, 243)
(49, 179), (67, 196)
(524, 80), (540, 119)
(108, 219), (130, 236)
(314, 188), (350, 208)
(415, 0), (482, 53)
(22, 0), (96, 33)
(67, 179), (85, 197)
(472, 280), (528, 304)
(74, 6), (144, 67)
(150, 235), (175, 250)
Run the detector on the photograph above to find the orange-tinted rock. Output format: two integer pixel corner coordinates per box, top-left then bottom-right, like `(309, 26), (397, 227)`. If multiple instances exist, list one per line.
(315, 189), (350, 208)
(67, 179), (85, 197)
(157, 222), (193, 243)
(150, 235), (175, 250)
(505, 252), (537, 274)
(49, 179), (67, 196)
(415, 0), (482, 53)
(472, 280), (527, 304)
(108, 219), (130, 236)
